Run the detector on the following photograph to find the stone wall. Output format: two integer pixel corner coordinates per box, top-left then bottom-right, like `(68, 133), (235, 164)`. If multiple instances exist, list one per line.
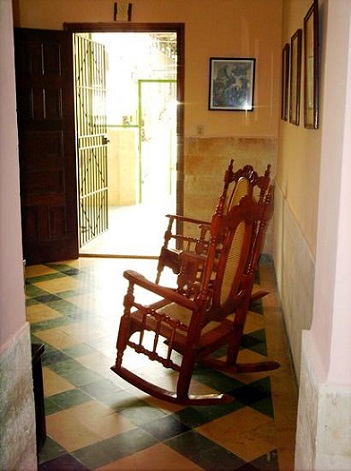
(184, 136), (277, 255)
(274, 184), (315, 379)
(295, 331), (351, 471)
(0, 324), (37, 471)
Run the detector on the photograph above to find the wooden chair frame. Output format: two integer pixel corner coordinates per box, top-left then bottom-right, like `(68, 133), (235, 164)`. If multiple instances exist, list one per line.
(111, 162), (278, 405)
(155, 160), (271, 286)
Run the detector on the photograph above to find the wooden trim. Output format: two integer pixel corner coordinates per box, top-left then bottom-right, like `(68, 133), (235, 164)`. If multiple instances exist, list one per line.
(64, 22), (184, 33)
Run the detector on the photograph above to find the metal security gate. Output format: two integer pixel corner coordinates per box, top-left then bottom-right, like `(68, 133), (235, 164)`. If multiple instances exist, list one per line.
(74, 34), (108, 247)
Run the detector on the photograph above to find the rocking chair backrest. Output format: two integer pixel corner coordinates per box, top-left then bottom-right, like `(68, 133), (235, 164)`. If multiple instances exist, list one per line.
(199, 177), (274, 324)
(225, 162), (271, 211)
(155, 160), (271, 287)
(218, 162), (272, 303)
(196, 161), (271, 264)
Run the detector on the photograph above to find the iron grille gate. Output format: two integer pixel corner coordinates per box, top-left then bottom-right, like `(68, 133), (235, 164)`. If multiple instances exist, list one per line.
(74, 34), (108, 247)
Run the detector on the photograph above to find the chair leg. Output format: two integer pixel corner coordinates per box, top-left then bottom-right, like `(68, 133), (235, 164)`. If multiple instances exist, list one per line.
(198, 317), (280, 374)
(250, 289), (269, 304)
(176, 350), (197, 400)
(114, 315), (131, 369)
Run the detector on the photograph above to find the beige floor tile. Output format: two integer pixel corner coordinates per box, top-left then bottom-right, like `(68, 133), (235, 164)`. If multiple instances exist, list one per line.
(26, 303), (63, 323)
(243, 311), (265, 333)
(96, 442), (203, 470)
(63, 293), (107, 313)
(46, 401), (136, 452)
(196, 406), (274, 460)
(232, 368), (272, 385)
(225, 427), (276, 461)
(35, 275), (82, 294)
(199, 408), (276, 461)
(236, 348), (272, 365)
(43, 367), (76, 397)
(25, 264), (58, 277)
(75, 351), (116, 377)
(34, 321), (110, 349)
(198, 406), (272, 437)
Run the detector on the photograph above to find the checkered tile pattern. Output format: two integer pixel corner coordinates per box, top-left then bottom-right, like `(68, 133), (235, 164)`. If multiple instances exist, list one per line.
(26, 258), (297, 470)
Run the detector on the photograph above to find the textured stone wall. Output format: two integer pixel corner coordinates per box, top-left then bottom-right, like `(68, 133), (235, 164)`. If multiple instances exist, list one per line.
(273, 184), (315, 378)
(183, 136), (277, 255)
(295, 331), (351, 471)
(0, 324), (37, 471)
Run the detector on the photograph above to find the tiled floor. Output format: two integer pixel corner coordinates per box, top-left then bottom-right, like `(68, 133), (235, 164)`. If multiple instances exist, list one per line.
(79, 200), (176, 258)
(26, 257), (298, 470)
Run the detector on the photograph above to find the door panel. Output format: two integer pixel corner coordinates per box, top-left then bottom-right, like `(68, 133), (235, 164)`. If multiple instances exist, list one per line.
(15, 28), (78, 265)
(74, 34), (108, 247)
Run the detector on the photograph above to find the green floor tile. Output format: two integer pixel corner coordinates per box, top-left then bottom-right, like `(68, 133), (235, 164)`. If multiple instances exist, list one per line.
(48, 388), (91, 410)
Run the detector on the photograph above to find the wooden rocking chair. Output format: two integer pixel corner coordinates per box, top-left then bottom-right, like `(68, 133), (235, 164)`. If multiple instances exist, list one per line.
(111, 164), (278, 405)
(155, 160), (271, 287)
(155, 160), (272, 305)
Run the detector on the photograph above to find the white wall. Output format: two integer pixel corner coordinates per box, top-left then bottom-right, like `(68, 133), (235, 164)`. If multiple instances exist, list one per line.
(295, 1), (351, 469)
(275, 0), (322, 378)
(0, 0), (37, 468)
(0, 0), (26, 347)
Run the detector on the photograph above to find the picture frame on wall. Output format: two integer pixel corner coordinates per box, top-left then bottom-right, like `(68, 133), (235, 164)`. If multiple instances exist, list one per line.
(281, 43), (290, 121)
(208, 57), (256, 111)
(304, 0), (319, 129)
(289, 29), (302, 125)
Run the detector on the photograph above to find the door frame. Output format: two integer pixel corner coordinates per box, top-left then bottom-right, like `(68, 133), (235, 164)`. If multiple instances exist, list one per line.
(64, 22), (185, 220)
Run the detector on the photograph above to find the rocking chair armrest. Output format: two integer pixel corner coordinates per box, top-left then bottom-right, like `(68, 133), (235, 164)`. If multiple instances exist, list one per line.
(165, 214), (211, 227)
(180, 251), (207, 264)
(123, 270), (196, 310)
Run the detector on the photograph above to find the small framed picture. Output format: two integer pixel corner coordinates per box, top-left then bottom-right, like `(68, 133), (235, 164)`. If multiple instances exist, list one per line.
(208, 57), (256, 111)
(281, 43), (290, 121)
(304, 0), (319, 129)
(289, 29), (302, 125)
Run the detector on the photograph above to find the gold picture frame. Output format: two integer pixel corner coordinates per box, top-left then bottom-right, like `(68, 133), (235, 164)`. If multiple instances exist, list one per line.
(289, 29), (302, 126)
(304, 0), (319, 129)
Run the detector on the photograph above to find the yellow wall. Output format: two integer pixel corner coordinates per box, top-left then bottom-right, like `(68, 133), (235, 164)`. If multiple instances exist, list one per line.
(14, 0), (282, 139)
(14, 0), (283, 257)
(274, 0), (324, 377)
(277, 0), (321, 258)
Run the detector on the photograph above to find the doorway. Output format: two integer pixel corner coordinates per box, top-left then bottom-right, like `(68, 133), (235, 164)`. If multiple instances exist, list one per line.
(71, 27), (183, 258)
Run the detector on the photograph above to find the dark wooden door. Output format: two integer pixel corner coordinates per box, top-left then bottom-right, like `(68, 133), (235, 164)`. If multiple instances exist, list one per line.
(15, 28), (78, 265)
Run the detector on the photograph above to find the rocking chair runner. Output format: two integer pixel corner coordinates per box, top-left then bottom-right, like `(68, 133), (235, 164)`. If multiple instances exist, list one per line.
(111, 162), (279, 405)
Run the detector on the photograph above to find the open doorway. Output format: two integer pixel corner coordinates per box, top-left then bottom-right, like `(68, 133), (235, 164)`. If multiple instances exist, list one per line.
(75, 30), (180, 258)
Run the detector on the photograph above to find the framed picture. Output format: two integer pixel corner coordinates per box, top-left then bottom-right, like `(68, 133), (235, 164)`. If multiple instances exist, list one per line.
(304, 0), (319, 129)
(208, 57), (256, 111)
(281, 43), (290, 121)
(289, 29), (302, 125)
